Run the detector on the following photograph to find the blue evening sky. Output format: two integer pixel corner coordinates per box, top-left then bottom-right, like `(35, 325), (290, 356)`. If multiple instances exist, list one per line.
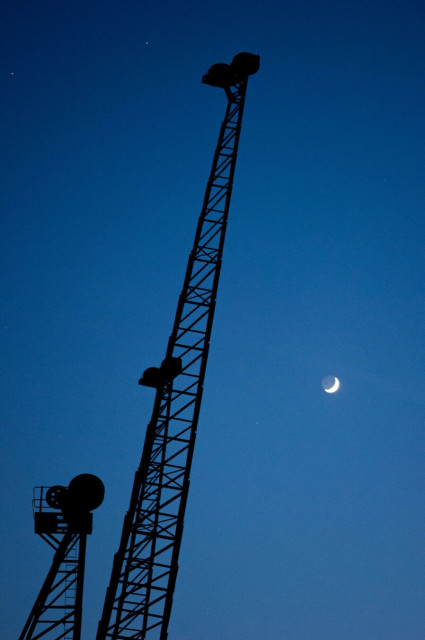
(2, 1), (424, 638)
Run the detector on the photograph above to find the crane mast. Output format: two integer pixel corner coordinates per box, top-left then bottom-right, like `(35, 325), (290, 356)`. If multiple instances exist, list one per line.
(97, 52), (259, 640)
(19, 475), (104, 640)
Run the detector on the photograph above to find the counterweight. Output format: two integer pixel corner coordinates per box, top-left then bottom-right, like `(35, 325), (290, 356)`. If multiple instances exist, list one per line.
(97, 53), (260, 640)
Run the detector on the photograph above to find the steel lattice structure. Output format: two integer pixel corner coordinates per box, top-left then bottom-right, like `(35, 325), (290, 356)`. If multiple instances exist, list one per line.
(96, 53), (259, 640)
(19, 528), (84, 640)
(20, 476), (104, 640)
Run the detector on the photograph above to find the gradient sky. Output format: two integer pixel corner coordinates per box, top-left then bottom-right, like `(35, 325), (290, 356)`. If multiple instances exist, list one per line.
(2, 1), (425, 638)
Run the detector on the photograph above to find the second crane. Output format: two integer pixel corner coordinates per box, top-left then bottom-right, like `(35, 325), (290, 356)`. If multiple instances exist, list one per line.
(97, 51), (260, 640)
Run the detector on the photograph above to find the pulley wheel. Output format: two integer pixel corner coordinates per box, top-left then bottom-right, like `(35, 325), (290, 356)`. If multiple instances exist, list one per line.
(46, 485), (67, 509)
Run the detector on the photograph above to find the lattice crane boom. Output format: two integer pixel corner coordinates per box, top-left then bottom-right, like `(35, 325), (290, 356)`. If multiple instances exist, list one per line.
(96, 52), (260, 640)
(19, 475), (105, 640)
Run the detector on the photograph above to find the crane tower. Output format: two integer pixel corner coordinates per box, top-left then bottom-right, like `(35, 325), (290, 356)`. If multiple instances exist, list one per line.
(93, 51), (260, 640)
(19, 474), (105, 640)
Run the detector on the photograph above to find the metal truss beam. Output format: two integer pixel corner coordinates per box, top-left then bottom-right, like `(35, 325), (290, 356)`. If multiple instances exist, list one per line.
(97, 65), (257, 640)
(19, 531), (86, 640)
(20, 475), (104, 640)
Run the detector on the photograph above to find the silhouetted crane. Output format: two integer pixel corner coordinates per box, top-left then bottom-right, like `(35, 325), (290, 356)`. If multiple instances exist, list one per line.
(96, 52), (260, 640)
(19, 474), (105, 640)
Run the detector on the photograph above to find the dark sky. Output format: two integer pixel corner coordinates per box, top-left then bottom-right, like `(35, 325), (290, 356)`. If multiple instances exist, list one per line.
(2, 1), (425, 638)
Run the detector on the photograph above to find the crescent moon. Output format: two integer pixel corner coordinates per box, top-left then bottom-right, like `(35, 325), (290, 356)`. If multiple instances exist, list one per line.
(324, 376), (340, 393)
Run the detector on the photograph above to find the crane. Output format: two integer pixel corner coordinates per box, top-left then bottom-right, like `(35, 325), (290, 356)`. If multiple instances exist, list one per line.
(19, 474), (105, 640)
(96, 52), (260, 640)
